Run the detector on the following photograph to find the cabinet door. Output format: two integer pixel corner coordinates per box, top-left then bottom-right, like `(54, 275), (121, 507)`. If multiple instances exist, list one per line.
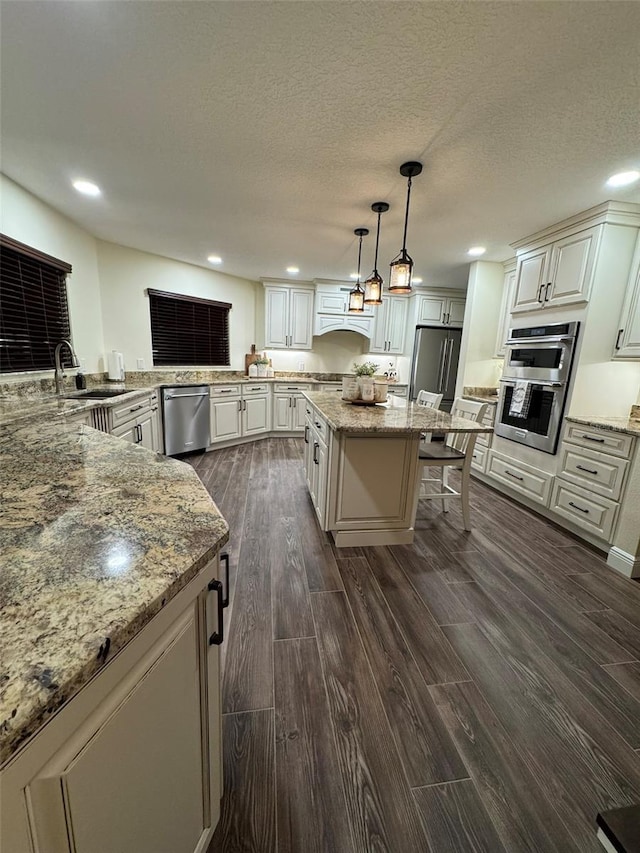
(303, 418), (314, 489)
(315, 439), (328, 529)
(289, 289), (314, 349)
(242, 394), (270, 435)
(111, 419), (138, 444)
(316, 291), (347, 314)
(445, 297), (466, 327)
(512, 247), (550, 312)
(547, 227), (599, 307)
(387, 297), (408, 352)
(417, 295), (446, 324)
(293, 395), (307, 431)
(265, 287), (290, 348)
(614, 234), (640, 359)
(272, 394), (293, 430)
(309, 436), (320, 507)
(495, 269), (517, 357)
(28, 609), (209, 853)
(210, 398), (242, 443)
(136, 411), (157, 451)
(368, 299), (389, 353)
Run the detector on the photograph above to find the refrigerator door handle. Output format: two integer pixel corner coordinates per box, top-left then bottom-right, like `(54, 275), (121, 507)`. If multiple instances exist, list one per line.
(436, 340), (447, 392)
(443, 337), (455, 392)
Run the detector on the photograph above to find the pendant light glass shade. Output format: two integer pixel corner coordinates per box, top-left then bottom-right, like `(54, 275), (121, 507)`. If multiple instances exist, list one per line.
(364, 201), (389, 305)
(389, 161), (422, 294)
(348, 228), (369, 312)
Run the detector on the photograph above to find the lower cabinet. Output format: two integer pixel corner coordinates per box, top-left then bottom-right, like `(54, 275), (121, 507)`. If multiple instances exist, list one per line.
(2, 555), (225, 853)
(210, 384), (271, 444)
(304, 409), (329, 527)
(273, 384), (311, 432)
(110, 406), (160, 451)
(486, 449), (554, 505)
(95, 392), (162, 453)
(210, 397), (243, 443)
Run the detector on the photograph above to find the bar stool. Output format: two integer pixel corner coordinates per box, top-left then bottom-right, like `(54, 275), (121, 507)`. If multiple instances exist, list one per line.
(417, 397), (487, 530)
(416, 389), (443, 447)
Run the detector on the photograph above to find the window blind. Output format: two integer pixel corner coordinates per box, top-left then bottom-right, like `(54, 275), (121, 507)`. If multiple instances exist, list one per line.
(148, 289), (231, 367)
(0, 235), (73, 373)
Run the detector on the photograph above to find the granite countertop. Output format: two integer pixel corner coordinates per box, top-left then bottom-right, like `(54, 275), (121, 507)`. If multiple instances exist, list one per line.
(463, 393), (499, 405)
(303, 392), (493, 435)
(565, 415), (640, 438)
(0, 386), (157, 428)
(0, 417), (228, 765)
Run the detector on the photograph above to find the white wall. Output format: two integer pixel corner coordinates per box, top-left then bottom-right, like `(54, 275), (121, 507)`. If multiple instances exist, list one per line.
(456, 260), (504, 396)
(0, 173), (105, 375)
(97, 241), (259, 373)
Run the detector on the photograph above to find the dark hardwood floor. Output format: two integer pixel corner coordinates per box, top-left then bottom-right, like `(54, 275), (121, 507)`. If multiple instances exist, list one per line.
(188, 438), (640, 853)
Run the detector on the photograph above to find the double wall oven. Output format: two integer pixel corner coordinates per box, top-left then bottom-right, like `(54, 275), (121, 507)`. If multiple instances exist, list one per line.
(495, 321), (579, 454)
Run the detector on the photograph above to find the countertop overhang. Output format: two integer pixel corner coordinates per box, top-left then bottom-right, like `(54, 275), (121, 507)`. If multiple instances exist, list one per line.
(565, 415), (640, 438)
(303, 391), (493, 435)
(0, 417), (228, 765)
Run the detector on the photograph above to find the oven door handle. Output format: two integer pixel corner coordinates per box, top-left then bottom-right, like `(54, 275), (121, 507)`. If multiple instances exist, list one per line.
(499, 379), (564, 388)
(505, 336), (575, 346)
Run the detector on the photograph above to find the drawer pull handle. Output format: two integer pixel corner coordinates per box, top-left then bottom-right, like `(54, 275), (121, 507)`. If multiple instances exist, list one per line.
(219, 389), (234, 394)
(315, 421), (322, 429)
(568, 501), (590, 514)
(220, 553), (230, 608)
(313, 442), (319, 465)
(615, 328), (624, 350)
(304, 424), (310, 444)
(207, 579), (225, 645)
(576, 464), (598, 475)
(504, 469), (524, 482)
(129, 404), (143, 412)
(582, 434), (605, 443)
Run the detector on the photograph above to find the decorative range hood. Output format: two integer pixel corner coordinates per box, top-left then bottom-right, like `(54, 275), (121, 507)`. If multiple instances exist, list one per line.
(313, 280), (375, 338)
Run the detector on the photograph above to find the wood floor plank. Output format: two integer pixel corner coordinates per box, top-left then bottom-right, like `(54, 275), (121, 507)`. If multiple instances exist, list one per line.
(311, 591), (429, 853)
(209, 709), (276, 853)
(413, 779), (508, 853)
(586, 610), (640, 661)
(602, 663), (640, 705)
(430, 681), (580, 853)
(363, 546), (469, 684)
(453, 579), (640, 749)
(222, 536), (273, 712)
(571, 572), (640, 631)
(271, 517), (314, 639)
(443, 621), (640, 852)
(293, 486), (343, 592)
(274, 638), (354, 853)
(337, 556), (468, 786)
(389, 544), (474, 625)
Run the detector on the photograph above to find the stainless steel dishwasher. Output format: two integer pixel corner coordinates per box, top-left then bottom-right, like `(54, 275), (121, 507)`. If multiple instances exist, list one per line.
(162, 385), (210, 456)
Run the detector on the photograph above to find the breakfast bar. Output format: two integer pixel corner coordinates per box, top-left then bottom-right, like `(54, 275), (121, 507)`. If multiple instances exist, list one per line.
(302, 391), (493, 547)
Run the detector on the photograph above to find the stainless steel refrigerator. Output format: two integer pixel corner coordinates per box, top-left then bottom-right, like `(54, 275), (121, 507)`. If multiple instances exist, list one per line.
(409, 325), (463, 411)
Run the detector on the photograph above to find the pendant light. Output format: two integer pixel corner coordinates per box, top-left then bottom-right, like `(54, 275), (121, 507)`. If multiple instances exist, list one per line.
(363, 201), (389, 305)
(348, 227), (369, 312)
(389, 161), (422, 294)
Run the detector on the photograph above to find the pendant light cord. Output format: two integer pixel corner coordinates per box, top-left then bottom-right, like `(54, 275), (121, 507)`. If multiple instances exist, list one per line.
(373, 211), (381, 272)
(356, 233), (363, 283)
(401, 175), (412, 253)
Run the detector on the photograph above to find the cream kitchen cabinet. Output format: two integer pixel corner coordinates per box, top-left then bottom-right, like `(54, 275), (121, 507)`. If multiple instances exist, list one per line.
(304, 407), (329, 527)
(512, 225), (601, 313)
(241, 384), (272, 436)
(613, 231), (640, 359)
(495, 260), (517, 357)
(264, 284), (314, 350)
(416, 292), (466, 327)
(111, 407), (159, 451)
(209, 384), (271, 444)
(2, 554), (225, 853)
(368, 296), (409, 354)
(94, 392), (162, 453)
(273, 383), (310, 432)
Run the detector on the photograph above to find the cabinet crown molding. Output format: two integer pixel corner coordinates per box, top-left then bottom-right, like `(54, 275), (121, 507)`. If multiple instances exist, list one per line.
(511, 201), (640, 253)
(261, 278), (314, 288)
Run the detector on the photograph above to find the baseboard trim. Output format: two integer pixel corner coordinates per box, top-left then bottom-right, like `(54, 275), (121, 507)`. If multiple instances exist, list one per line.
(332, 528), (415, 547)
(206, 430), (302, 451)
(607, 546), (640, 579)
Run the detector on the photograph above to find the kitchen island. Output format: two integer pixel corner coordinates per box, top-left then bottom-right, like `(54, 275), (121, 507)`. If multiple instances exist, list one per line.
(1, 414), (229, 853)
(302, 392), (492, 547)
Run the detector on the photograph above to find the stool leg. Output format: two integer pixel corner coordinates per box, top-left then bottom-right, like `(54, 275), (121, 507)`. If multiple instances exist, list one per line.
(441, 466), (449, 513)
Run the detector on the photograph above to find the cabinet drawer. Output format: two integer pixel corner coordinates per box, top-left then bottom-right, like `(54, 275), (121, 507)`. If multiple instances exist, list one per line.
(558, 443), (628, 501)
(110, 394), (153, 427)
(274, 383), (312, 393)
(210, 384), (241, 398)
(320, 383), (341, 392)
(476, 432), (492, 448)
(387, 385), (408, 397)
(487, 450), (553, 505)
(471, 444), (488, 473)
(481, 407), (496, 427)
(563, 423), (634, 459)
(550, 480), (618, 542)
(309, 411), (328, 443)
(242, 383), (270, 396)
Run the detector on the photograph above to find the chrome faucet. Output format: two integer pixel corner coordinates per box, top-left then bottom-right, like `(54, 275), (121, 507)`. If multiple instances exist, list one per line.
(54, 340), (80, 395)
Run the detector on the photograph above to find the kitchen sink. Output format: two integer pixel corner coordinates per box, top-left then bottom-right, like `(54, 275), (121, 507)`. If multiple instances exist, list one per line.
(62, 389), (130, 399)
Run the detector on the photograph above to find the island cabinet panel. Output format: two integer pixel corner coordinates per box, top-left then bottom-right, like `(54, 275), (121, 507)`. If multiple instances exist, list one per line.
(328, 433), (420, 539)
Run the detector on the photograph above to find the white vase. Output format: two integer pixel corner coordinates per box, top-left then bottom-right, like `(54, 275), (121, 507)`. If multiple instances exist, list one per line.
(358, 376), (375, 402)
(257, 364), (268, 377)
(342, 376), (359, 400)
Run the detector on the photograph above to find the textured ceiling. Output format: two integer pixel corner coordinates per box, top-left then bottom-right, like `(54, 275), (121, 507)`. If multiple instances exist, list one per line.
(1, 1), (639, 288)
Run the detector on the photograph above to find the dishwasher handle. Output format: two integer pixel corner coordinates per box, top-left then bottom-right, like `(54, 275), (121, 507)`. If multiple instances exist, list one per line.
(164, 392), (209, 400)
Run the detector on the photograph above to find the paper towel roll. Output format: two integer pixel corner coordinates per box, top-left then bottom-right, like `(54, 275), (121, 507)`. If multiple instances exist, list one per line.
(107, 351), (124, 381)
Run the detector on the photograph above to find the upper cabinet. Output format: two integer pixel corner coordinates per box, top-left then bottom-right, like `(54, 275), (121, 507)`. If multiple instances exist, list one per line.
(313, 282), (374, 338)
(512, 224), (602, 314)
(613, 232), (640, 359)
(416, 292), (466, 327)
(495, 260), (517, 357)
(368, 296), (408, 354)
(264, 284), (314, 350)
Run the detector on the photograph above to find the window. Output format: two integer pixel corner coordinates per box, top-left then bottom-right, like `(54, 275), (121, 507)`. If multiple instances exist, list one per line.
(0, 235), (73, 373)
(148, 288), (231, 367)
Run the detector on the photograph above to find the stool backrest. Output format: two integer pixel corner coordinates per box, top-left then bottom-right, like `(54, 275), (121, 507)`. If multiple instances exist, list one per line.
(416, 389), (444, 409)
(447, 398), (487, 453)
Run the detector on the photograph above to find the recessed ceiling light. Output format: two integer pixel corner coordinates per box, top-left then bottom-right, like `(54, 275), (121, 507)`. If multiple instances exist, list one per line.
(207, 255), (222, 265)
(467, 246), (486, 257)
(350, 272), (359, 279)
(606, 170), (640, 188)
(413, 277), (423, 284)
(72, 179), (101, 197)
(286, 266), (299, 274)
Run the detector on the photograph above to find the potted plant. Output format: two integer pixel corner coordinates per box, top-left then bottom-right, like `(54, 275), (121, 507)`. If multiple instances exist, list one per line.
(352, 361), (378, 402)
(254, 355), (270, 377)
